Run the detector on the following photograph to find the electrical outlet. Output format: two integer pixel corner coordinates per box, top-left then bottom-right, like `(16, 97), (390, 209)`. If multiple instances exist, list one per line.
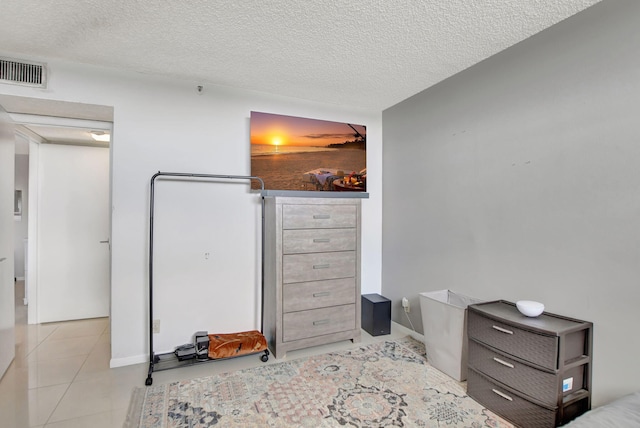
(204, 252), (210, 260)
(402, 297), (410, 313)
(152, 319), (160, 334)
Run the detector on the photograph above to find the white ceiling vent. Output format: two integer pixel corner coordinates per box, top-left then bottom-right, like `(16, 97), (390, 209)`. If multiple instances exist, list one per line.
(0, 57), (47, 88)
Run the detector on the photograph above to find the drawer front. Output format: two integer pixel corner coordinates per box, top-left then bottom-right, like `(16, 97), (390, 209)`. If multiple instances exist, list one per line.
(468, 340), (557, 406)
(283, 278), (356, 313)
(283, 229), (356, 254)
(283, 204), (356, 229)
(467, 369), (556, 428)
(468, 310), (558, 370)
(283, 304), (355, 342)
(283, 252), (355, 284)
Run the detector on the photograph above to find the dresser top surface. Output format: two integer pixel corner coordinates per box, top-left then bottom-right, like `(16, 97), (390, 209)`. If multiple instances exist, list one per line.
(262, 191), (369, 199)
(470, 300), (591, 335)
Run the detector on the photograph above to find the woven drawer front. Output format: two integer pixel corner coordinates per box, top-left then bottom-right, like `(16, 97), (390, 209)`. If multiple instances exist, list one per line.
(283, 229), (356, 254)
(468, 340), (557, 406)
(283, 278), (356, 313)
(283, 204), (356, 229)
(467, 369), (556, 428)
(283, 304), (355, 342)
(283, 252), (355, 284)
(468, 310), (558, 370)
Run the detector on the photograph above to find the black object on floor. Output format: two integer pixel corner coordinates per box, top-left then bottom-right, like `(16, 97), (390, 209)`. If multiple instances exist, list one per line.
(361, 293), (391, 336)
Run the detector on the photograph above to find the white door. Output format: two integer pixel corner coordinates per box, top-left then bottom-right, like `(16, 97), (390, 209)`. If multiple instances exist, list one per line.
(0, 107), (16, 378)
(38, 143), (110, 322)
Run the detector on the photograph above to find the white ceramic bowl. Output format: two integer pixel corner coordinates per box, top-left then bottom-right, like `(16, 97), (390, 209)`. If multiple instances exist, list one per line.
(516, 300), (544, 317)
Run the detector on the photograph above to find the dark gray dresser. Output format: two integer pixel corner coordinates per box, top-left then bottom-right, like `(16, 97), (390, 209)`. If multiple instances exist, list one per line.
(467, 300), (593, 427)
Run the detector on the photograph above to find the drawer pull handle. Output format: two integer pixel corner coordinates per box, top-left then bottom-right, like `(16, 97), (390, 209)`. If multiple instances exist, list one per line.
(313, 292), (330, 298)
(313, 214), (331, 219)
(492, 389), (513, 402)
(313, 264), (330, 269)
(313, 238), (331, 243)
(313, 319), (330, 326)
(493, 357), (514, 369)
(492, 325), (514, 335)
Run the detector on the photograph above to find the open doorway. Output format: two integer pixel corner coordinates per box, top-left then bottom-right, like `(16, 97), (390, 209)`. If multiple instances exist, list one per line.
(0, 94), (113, 325)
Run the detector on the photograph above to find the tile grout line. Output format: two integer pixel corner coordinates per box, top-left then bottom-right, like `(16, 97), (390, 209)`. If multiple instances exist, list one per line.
(41, 319), (110, 426)
(35, 322), (77, 427)
(41, 339), (96, 427)
(22, 323), (59, 362)
(25, 316), (108, 426)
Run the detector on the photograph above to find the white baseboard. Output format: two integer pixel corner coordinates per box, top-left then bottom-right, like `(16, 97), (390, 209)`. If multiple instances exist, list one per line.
(15, 276), (25, 281)
(392, 320), (424, 343)
(110, 353), (148, 368)
(408, 331), (425, 343)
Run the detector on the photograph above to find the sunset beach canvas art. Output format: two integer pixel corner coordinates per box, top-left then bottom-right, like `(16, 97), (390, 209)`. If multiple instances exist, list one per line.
(250, 111), (366, 192)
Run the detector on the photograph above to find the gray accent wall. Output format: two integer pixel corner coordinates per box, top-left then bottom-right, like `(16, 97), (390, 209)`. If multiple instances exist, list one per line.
(382, 0), (639, 406)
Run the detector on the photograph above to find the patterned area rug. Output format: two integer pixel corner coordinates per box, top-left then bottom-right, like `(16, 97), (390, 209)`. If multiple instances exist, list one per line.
(125, 337), (514, 427)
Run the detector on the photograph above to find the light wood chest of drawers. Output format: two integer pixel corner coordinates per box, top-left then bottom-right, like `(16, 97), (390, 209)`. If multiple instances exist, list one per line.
(263, 197), (361, 358)
(467, 301), (593, 427)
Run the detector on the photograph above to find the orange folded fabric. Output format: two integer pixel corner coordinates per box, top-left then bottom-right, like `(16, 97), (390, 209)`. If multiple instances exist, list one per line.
(208, 330), (267, 359)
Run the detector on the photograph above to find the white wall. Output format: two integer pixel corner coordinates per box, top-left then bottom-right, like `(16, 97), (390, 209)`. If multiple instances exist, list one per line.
(382, 0), (639, 406)
(0, 107), (16, 379)
(151, 179), (263, 353)
(14, 152), (28, 279)
(0, 56), (383, 367)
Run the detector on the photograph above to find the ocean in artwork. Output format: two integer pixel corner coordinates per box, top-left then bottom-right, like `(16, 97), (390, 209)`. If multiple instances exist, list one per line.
(251, 144), (339, 156)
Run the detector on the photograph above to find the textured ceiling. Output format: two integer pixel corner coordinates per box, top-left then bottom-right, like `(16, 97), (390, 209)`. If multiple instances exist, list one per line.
(0, 0), (601, 110)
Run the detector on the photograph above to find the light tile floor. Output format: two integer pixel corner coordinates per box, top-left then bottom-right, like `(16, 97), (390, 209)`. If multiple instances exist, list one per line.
(0, 282), (421, 427)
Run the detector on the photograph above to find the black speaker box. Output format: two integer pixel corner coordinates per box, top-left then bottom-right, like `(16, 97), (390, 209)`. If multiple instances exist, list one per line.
(361, 293), (391, 336)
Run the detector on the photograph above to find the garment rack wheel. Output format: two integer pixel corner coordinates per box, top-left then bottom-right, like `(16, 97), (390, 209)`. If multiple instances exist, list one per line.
(261, 349), (270, 362)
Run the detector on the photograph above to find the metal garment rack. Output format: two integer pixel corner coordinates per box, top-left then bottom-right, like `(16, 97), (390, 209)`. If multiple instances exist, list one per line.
(145, 171), (268, 386)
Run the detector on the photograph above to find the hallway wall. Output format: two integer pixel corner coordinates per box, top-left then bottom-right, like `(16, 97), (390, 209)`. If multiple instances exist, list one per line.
(13, 152), (28, 280)
(0, 107), (16, 379)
